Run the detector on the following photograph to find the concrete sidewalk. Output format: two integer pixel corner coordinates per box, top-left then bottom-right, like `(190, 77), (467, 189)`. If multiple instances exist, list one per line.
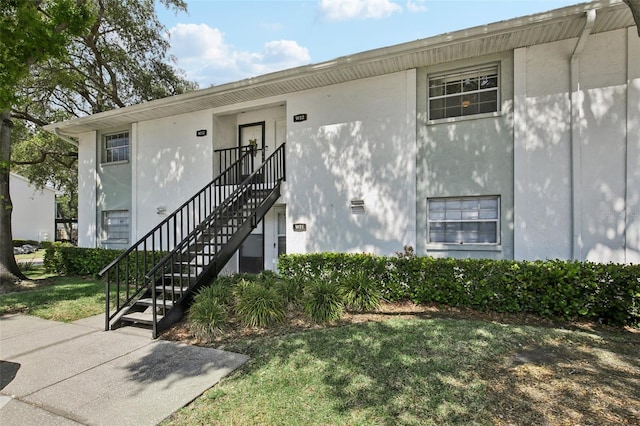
(0, 314), (249, 425)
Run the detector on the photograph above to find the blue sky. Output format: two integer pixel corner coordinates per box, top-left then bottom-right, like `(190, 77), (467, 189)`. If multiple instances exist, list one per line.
(158, 0), (580, 87)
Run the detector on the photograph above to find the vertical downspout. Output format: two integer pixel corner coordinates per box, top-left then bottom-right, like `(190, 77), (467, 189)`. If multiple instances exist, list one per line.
(570, 9), (596, 261)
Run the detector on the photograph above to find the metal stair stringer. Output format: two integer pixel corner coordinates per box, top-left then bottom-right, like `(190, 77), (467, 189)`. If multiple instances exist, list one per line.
(100, 143), (285, 337)
(152, 182), (283, 337)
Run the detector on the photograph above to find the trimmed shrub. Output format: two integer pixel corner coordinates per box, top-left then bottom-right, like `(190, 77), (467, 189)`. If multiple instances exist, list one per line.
(44, 243), (123, 276)
(303, 280), (344, 323)
(279, 253), (640, 327)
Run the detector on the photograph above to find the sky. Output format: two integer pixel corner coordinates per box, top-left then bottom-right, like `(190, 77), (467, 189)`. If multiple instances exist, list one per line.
(157, 0), (581, 88)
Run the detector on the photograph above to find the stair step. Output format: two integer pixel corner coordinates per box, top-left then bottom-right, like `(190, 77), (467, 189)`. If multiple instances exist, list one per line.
(136, 297), (174, 308)
(154, 285), (189, 294)
(121, 311), (161, 326)
(163, 273), (196, 280)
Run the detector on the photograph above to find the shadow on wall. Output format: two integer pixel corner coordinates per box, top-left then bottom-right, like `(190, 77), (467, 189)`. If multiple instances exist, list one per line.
(513, 80), (636, 262)
(416, 104), (515, 259)
(287, 116), (413, 255)
(513, 92), (573, 260)
(581, 86), (639, 262)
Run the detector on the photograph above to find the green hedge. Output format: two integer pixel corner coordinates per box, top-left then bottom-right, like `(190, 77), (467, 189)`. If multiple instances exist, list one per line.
(278, 253), (640, 327)
(44, 243), (124, 276)
(44, 244), (170, 279)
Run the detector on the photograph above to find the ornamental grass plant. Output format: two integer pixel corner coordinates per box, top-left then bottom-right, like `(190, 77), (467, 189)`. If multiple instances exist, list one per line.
(302, 279), (344, 323)
(234, 279), (287, 328)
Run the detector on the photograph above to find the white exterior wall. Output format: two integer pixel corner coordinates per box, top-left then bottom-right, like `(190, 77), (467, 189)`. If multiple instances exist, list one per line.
(285, 70), (417, 255)
(77, 131), (97, 247)
(416, 52), (515, 260)
(10, 173), (56, 242)
(134, 110), (214, 240)
(514, 28), (639, 263)
(627, 28), (640, 263)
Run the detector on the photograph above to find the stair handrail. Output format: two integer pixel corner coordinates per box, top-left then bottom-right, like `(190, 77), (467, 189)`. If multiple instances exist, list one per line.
(101, 146), (256, 330)
(146, 143), (286, 337)
(144, 143), (286, 282)
(99, 147), (254, 277)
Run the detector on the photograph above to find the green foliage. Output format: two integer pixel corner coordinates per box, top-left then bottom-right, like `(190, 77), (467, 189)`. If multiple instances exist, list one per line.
(303, 279), (344, 323)
(44, 243), (121, 276)
(189, 285), (230, 339)
(339, 269), (381, 312)
(11, 125), (78, 220)
(279, 253), (640, 327)
(17, 258), (38, 272)
(43, 243), (169, 280)
(0, 0), (94, 109)
(234, 279), (287, 328)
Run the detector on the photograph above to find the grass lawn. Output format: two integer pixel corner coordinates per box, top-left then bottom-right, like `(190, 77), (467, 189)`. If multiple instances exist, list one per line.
(165, 315), (640, 426)
(0, 266), (105, 322)
(2, 268), (638, 425)
(14, 248), (46, 261)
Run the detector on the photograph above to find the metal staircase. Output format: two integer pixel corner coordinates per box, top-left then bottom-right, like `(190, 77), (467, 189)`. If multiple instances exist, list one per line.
(99, 144), (286, 337)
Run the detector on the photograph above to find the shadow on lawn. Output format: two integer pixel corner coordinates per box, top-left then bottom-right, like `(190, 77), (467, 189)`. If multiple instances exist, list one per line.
(487, 339), (640, 425)
(230, 318), (640, 425)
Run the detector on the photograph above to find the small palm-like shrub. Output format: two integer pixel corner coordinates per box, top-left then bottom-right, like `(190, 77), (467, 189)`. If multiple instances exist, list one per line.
(254, 271), (301, 305)
(189, 285), (229, 339)
(303, 280), (344, 323)
(235, 280), (287, 327)
(340, 270), (381, 312)
(275, 279), (302, 305)
(205, 280), (235, 306)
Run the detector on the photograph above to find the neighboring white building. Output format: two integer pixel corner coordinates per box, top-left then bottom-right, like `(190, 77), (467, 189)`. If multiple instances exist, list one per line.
(45, 0), (640, 269)
(9, 173), (56, 243)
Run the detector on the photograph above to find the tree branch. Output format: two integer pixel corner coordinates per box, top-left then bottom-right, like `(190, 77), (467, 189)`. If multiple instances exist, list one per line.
(624, 0), (640, 38)
(12, 150), (77, 167)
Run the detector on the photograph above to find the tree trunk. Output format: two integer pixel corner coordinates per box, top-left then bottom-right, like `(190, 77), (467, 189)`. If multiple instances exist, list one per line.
(0, 111), (26, 284)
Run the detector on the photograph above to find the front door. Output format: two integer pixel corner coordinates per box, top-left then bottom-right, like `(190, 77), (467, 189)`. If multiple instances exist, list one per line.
(239, 221), (264, 273)
(273, 206), (286, 270)
(239, 122), (265, 176)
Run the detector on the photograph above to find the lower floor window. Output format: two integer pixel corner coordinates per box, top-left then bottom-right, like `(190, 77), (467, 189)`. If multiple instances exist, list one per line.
(103, 210), (129, 243)
(428, 196), (499, 244)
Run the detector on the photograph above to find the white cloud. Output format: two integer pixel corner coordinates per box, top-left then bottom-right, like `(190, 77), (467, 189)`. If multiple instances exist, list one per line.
(168, 23), (311, 86)
(406, 0), (427, 13)
(319, 0), (402, 21)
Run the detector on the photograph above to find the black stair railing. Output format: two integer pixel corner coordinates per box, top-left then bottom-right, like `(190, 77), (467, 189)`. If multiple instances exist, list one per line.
(216, 145), (256, 181)
(99, 146), (256, 331)
(146, 143), (286, 337)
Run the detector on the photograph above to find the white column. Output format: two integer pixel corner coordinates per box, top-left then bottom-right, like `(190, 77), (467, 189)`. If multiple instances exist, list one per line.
(77, 131), (97, 247)
(513, 47), (528, 260)
(626, 28), (640, 263)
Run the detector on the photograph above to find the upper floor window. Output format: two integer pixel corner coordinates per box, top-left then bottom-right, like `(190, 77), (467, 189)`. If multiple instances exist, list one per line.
(428, 65), (499, 120)
(103, 132), (129, 163)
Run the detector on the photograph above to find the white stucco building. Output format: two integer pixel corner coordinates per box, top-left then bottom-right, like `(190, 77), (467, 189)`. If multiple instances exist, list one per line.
(10, 173), (56, 242)
(46, 0), (640, 271)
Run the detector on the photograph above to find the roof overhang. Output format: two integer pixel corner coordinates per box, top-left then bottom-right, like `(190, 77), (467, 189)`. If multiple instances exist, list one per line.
(45, 0), (634, 136)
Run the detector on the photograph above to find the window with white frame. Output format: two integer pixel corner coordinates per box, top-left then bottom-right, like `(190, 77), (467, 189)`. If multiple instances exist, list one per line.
(428, 65), (499, 120)
(102, 210), (129, 242)
(102, 132), (129, 163)
(428, 196), (500, 244)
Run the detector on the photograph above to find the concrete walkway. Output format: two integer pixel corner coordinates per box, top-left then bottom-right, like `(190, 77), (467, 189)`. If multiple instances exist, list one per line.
(0, 314), (249, 425)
